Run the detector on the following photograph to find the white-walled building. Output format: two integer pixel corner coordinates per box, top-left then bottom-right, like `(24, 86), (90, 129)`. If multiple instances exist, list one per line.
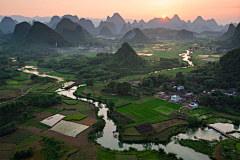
(171, 95), (180, 102)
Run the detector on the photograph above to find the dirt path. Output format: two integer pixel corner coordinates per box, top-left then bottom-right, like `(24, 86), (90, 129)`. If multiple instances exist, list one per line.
(86, 104), (96, 118)
(213, 142), (226, 160)
(0, 84), (39, 105)
(26, 126), (45, 133)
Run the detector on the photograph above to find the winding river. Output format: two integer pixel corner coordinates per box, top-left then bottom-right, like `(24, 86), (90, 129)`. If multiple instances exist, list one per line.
(19, 65), (240, 159)
(55, 85), (237, 160)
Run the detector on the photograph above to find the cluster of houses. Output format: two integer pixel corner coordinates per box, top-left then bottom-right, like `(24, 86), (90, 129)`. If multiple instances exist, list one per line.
(202, 47), (217, 53)
(76, 45), (115, 52)
(154, 85), (240, 110)
(218, 49), (232, 54)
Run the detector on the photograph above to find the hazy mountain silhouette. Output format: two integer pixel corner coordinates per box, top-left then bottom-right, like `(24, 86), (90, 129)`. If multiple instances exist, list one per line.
(175, 29), (195, 39)
(176, 22), (191, 31)
(61, 25), (92, 44)
(99, 26), (113, 36)
(48, 16), (61, 29)
(106, 13), (126, 32)
(97, 21), (118, 34)
(55, 18), (92, 43)
(142, 28), (178, 39)
(218, 24), (236, 40)
(62, 15), (79, 23)
(120, 24), (129, 35)
(121, 28), (150, 42)
(78, 18), (97, 35)
(7, 22), (31, 45)
(0, 17), (16, 33)
(21, 22), (71, 47)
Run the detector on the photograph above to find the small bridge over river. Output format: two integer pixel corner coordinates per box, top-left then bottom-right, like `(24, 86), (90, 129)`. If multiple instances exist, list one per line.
(207, 124), (239, 141)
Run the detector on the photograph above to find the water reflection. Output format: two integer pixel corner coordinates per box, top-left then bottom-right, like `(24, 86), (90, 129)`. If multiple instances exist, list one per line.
(56, 86), (214, 160)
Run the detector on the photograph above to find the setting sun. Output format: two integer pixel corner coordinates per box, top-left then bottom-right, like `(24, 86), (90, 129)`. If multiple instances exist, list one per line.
(163, 15), (167, 18)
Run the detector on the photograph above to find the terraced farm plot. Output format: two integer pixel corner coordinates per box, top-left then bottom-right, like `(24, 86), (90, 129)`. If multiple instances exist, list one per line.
(125, 121), (148, 128)
(1, 129), (35, 144)
(64, 114), (87, 121)
(141, 98), (168, 109)
(50, 120), (89, 137)
(145, 115), (169, 123)
(6, 80), (18, 85)
(115, 103), (143, 114)
(198, 114), (216, 120)
(124, 127), (141, 136)
(154, 106), (175, 115)
(130, 108), (159, 119)
(164, 103), (182, 110)
(124, 113), (142, 121)
(189, 109), (209, 117)
(40, 114), (65, 126)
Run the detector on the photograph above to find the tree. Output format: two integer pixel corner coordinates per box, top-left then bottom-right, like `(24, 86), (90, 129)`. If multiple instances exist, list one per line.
(187, 116), (199, 127)
(19, 60), (25, 67)
(108, 100), (115, 111)
(86, 79), (94, 87)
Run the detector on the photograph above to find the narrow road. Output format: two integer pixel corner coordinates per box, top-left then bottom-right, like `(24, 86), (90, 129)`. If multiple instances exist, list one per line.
(0, 84), (39, 105)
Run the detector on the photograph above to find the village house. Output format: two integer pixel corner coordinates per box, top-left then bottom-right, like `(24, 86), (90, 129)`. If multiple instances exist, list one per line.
(171, 95), (180, 103)
(188, 102), (199, 109)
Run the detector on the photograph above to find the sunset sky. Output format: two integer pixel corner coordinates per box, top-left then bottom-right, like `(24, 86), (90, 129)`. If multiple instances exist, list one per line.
(0, 0), (240, 24)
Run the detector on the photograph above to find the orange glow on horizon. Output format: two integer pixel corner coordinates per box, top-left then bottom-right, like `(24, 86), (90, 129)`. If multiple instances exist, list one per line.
(163, 15), (167, 18)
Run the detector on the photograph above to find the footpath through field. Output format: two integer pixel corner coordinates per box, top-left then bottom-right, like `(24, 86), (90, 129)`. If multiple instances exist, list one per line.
(0, 84), (39, 105)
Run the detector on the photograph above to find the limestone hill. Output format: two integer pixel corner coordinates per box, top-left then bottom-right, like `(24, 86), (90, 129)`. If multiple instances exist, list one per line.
(21, 22), (71, 47)
(7, 22), (31, 45)
(218, 24), (235, 40)
(121, 28), (150, 42)
(99, 26), (113, 36)
(175, 29), (195, 39)
(55, 18), (92, 43)
(111, 42), (144, 68)
(61, 25), (92, 44)
(0, 29), (4, 36)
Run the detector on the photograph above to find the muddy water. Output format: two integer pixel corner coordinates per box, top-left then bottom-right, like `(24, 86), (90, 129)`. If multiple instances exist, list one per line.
(55, 86), (220, 160)
(179, 50), (194, 67)
(19, 66), (64, 82)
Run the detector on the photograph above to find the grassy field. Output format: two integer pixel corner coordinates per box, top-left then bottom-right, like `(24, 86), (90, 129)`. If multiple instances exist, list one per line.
(124, 127), (141, 135)
(145, 115), (169, 123)
(205, 117), (232, 124)
(116, 103), (143, 114)
(64, 114), (87, 121)
(115, 98), (180, 126)
(154, 106), (175, 115)
(189, 108), (209, 117)
(97, 147), (116, 160)
(131, 107), (159, 119)
(63, 101), (91, 115)
(159, 67), (197, 76)
(125, 121), (148, 128)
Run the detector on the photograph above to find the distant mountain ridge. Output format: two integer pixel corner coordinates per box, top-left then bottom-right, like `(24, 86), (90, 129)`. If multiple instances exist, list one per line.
(55, 18), (92, 44)
(121, 28), (150, 42)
